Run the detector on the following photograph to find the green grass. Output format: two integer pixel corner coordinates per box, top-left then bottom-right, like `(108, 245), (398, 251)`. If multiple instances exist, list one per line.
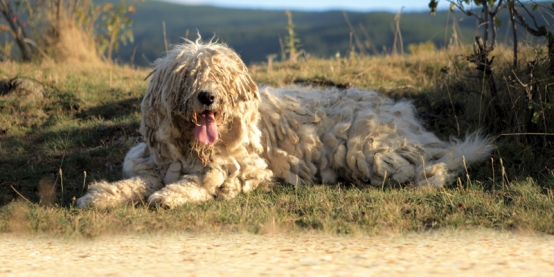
(1, 181), (553, 238)
(1, 46), (553, 238)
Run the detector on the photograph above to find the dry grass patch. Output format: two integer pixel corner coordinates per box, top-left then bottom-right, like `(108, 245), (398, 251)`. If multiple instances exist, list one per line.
(250, 49), (450, 97)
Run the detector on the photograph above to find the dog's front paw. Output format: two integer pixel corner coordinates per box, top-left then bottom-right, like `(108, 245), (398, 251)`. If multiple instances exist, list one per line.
(147, 190), (182, 209)
(148, 184), (214, 209)
(74, 181), (123, 209)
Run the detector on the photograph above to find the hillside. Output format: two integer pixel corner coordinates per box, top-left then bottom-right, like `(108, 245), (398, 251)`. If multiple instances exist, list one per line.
(117, 1), (479, 66)
(113, 0), (550, 66)
(1, 0), (548, 65)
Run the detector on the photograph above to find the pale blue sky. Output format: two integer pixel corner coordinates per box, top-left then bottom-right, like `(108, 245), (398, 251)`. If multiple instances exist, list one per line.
(160, 0), (451, 12)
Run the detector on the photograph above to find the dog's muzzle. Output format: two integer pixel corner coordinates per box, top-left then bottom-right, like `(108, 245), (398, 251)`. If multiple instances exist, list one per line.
(198, 91), (216, 106)
(194, 91), (218, 145)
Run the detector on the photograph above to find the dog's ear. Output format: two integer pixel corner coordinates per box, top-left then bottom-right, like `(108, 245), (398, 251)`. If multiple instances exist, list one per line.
(220, 110), (264, 155)
(220, 116), (245, 152)
(140, 75), (164, 151)
(140, 48), (195, 152)
(140, 66), (176, 155)
(239, 73), (259, 102)
(214, 47), (260, 103)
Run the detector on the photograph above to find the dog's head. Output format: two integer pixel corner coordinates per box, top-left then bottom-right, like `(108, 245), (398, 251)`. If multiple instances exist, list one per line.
(140, 38), (260, 162)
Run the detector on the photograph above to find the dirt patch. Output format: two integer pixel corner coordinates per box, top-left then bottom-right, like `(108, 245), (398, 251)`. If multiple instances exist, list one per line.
(1, 229), (553, 276)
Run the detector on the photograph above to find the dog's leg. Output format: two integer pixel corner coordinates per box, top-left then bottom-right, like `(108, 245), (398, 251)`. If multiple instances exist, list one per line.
(148, 166), (228, 208)
(76, 175), (163, 209)
(77, 142), (164, 209)
(148, 174), (217, 208)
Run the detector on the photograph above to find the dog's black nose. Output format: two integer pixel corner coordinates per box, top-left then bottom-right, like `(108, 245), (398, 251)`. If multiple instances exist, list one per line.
(198, 91), (216, 106)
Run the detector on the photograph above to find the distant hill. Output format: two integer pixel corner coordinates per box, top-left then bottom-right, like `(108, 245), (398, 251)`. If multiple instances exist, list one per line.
(109, 0), (547, 66)
(1, 0), (549, 65)
(115, 1), (468, 66)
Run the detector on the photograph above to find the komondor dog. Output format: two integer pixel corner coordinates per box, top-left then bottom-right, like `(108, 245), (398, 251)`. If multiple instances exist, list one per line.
(77, 39), (493, 209)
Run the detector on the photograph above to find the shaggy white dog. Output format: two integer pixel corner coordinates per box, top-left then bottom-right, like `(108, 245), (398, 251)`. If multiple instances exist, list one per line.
(77, 39), (493, 209)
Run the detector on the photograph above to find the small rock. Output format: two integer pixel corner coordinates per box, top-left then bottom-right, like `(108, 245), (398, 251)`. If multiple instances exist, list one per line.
(0, 77), (46, 102)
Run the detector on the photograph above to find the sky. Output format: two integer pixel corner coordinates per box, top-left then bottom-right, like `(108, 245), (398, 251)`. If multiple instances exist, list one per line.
(160, 0), (450, 13)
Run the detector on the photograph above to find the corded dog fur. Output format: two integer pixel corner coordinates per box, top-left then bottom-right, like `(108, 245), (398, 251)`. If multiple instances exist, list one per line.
(77, 39), (493, 209)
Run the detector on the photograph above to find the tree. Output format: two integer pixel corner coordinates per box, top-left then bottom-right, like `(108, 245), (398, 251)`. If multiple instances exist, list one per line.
(430, 1), (503, 78)
(0, 0), (140, 62)
(429, 0), (554, 138)
(429, 0), (554, 74)
(0, 0), (33, 61)
(509, 1), (554, 74)
(97, 1), (137, 62)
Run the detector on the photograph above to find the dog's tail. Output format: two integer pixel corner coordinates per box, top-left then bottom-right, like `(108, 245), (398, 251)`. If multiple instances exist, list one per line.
(438, 131), (494, 172)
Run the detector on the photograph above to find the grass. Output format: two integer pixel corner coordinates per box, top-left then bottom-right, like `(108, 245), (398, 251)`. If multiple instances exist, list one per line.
(2, 181), (553, 238)
(1, 45), (553, 238)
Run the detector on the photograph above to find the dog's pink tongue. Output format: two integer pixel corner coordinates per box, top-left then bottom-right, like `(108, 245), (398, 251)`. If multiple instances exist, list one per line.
(195, 111), (218, 145)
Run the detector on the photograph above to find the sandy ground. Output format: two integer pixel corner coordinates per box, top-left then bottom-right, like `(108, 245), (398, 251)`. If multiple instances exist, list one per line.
(1, 229), (554, 276)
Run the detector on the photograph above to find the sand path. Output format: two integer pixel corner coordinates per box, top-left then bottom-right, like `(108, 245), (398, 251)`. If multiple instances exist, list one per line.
(1, 229), (553, 276)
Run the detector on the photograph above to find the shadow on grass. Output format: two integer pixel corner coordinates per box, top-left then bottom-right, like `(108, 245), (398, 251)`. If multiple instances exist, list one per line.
(0, 95), (143, 207)
(76, 95), (142, 120)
